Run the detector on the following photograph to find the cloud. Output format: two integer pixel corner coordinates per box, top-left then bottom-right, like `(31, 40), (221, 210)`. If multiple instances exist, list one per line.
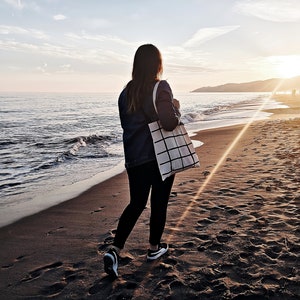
(34, 63), (73, 74)
(4, 0), (40, 11)
(81, 17), (113, 29)
(65, 32), (138, 48)
(0, 40), (38, 52)
(0, 25), (49, 40)
(234, 0), (300, 22)
(64, 32), (139, 63)
(183, 25), (240, 48)
(53, 14), (67, 21)
(0, 25), (138, 67)
(166, 63), (214, 74)
(161, 45), (216, 77)
(163, 46), (207, 64)
(0, 25), (26, 35)
(4, 0), (24, 10)
(35, 63), (48, 74)
(58, 64), (73, 73)
(0, 38), (128, 66)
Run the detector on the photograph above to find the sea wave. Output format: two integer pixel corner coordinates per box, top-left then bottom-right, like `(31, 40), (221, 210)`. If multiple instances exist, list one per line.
(0, 133), (123, 197)
(58, 133), (121, 160)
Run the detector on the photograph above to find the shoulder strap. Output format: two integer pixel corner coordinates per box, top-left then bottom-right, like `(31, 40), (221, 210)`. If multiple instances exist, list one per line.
(152, 81), (160, 114)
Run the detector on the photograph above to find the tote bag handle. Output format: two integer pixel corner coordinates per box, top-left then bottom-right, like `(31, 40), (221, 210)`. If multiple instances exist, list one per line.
(152, 81), (160, 113)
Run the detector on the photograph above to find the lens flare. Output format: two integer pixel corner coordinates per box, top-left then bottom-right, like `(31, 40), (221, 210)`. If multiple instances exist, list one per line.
(167, 80), (285, 241)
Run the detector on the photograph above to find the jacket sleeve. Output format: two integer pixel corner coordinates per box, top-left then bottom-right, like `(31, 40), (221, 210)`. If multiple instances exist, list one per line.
(155, 80), (181, 131)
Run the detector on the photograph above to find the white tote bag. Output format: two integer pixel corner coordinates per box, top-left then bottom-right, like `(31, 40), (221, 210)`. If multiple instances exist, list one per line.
(149, 81), (200, 181)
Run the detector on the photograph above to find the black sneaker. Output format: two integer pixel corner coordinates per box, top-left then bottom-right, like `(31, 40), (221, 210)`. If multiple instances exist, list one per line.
(103, 248), (118, 277)
(147, 243), (169, 261)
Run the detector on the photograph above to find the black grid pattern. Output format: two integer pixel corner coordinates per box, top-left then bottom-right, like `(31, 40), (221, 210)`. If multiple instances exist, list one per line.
(149, 120), (200, 181)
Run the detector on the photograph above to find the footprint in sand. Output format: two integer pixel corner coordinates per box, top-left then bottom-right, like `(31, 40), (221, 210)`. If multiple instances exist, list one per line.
(1, 254), (27, 269)
(88, 278), (113, 295)
(91, 206), (105, 214)
(216, 229), (236, 243)
(197, 218), (215, 227)
(40, 282), (67, 297)
(98, 229), (118, 251)
(21, 261), (63, 282)
(171, 248), (185, 257)
(46, 226), (64, 236)
(224, 206), (240, 215)
(178, 179), (198, 186)
(181, 241), (196, 249)
(38, 261), (86, 297)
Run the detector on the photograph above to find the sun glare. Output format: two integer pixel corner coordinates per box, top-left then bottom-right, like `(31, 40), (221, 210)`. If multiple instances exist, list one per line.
(166, 94), (274, 245)
(274, 56), (300, 78)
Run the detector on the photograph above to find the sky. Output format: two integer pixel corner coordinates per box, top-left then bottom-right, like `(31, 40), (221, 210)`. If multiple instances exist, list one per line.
(1, 0), (300, 93)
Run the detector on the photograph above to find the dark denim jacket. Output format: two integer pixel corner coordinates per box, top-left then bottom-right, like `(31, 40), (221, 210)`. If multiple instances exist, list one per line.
(118, 80), (181, 168)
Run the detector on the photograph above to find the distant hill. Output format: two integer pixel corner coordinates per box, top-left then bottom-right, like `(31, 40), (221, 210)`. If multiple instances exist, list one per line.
(192, 76), (300, 92)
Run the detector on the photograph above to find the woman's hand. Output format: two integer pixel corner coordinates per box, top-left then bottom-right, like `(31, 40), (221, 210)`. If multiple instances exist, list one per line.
(173, 98), (180, 109)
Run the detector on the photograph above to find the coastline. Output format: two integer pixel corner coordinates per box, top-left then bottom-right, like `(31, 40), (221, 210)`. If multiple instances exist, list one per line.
(0, 92), (287, 228)
(0, 94), (299, 299)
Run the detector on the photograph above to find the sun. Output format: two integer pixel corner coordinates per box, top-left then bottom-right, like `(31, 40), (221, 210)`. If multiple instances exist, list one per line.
(274, 56), (300, 78)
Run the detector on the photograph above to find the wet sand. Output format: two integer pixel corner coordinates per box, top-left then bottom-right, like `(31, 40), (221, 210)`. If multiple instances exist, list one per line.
(0, 95), (299, 299)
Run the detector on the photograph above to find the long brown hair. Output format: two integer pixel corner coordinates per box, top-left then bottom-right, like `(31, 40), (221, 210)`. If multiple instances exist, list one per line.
(127, 44), (163, 112)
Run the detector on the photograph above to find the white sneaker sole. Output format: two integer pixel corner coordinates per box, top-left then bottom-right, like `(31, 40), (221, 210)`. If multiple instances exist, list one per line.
(104, 253), (118, 277)
(147, 246), (168, 261)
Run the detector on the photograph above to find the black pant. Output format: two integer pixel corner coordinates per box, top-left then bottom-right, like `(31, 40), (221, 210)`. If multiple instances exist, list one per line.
(113, 160), (175, 249)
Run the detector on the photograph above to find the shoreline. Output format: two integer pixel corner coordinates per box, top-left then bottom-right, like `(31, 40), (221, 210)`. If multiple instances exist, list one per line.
(0, 95), (299, 299)
(0, 94), (291, 228)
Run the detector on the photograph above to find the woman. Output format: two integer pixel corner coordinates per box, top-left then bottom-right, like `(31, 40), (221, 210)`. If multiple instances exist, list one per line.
(104, 44), (181, 277)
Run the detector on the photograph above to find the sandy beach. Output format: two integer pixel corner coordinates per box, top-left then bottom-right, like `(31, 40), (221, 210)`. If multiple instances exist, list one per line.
(0, 95), (299, 300)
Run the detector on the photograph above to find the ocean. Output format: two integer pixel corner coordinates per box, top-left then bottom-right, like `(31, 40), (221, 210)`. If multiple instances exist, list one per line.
(0, 91), (286, 227)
